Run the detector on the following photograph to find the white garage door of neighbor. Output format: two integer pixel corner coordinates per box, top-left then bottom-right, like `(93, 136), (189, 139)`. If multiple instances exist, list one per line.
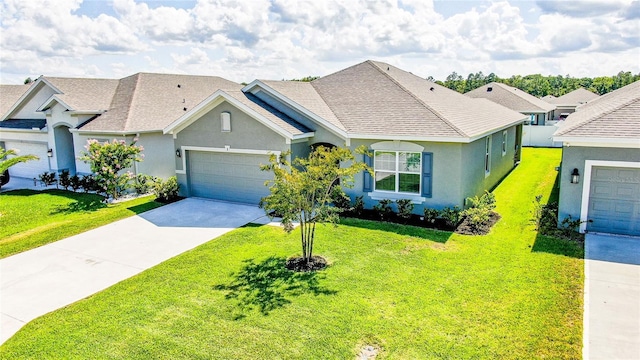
(188, 151), (273, 204)
(3, 141), (50, 179)
(587, 166), (640, 236)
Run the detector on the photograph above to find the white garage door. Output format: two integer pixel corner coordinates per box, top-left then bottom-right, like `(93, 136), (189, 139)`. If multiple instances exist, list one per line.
(188, 151), (273, 204)
(3, 141), (50, 179)
(587, 166), (640, 236)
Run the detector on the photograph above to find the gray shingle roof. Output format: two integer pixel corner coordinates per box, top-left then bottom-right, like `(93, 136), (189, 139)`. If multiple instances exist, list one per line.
(545, 87), (599, 106)
(224, 90), (311, 136)
(43, 77), (120, 112)
(80, 73), (240, 132)
(0, 84), (31, 118)
(293, 60), (525, 139)
(554, 80), (640, 140)
(259, 80), (347, 131)
(465, 82), (556, 113)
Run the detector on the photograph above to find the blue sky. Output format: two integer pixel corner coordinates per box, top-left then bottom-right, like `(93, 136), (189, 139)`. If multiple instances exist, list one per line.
(1, 0), (638, 84)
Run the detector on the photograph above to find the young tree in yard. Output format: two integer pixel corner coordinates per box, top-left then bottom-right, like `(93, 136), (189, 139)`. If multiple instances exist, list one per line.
(260, 146), (370, 269)
(0, 148), (39, 189)
(80, 139), (144, 199)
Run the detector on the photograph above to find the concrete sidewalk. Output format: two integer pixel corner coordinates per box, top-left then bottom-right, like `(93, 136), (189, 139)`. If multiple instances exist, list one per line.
(0, 198), (267, 344)
(584, 233), (640, 360)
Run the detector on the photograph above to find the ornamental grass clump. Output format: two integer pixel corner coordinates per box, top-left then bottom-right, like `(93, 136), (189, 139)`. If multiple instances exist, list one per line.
(80, 139), (144, 199)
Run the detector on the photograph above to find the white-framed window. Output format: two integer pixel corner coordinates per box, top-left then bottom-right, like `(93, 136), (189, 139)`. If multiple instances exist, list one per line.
(502, 130), (507, 156)
(485, 135), (492, 176)
(221, 112), (231, 132)
(374, 150), (421, 194)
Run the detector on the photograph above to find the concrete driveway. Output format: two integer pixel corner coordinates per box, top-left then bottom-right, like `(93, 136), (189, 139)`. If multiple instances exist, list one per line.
(0, 198), (267, 344)
(584, 233), (640, 360)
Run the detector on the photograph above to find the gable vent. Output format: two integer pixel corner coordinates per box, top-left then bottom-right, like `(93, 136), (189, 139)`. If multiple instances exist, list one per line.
(487, 87), (493, 92)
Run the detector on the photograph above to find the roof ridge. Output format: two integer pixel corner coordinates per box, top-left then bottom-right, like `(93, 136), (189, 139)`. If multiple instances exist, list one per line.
(109, 74), (139, 133)
(369, 61), (467, 137)
(557, 95), (640, 136)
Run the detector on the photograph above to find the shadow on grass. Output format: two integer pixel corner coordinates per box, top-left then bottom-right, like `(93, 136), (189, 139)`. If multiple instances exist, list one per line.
(532, 233), (584, 259)
(340, 217), (453, 243)
(213, 256), (337, 319)
(51, 198), (107, 214)
(126, 201), (164, 214)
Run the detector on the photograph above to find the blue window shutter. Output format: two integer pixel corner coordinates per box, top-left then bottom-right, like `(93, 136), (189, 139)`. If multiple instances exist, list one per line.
(422, 152), (433, 198)
(363, 153), (373, 192)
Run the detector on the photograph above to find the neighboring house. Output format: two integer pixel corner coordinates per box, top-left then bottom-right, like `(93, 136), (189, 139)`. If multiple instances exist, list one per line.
(465, 82), (558, 147)
(1, 60), (527, 212)
(0, 73), (239, 179)
(545, 87), (599, 120)
(553, 80), (640, 236)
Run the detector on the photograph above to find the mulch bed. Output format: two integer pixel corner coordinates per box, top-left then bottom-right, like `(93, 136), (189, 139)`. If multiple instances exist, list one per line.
(342, 209), (500, 235)
(455, 212), (501, 236)
(286, 256), (328, 272)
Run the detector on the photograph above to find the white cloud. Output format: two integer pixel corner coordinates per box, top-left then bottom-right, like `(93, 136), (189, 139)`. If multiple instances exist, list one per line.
(0, 0), (638, 84)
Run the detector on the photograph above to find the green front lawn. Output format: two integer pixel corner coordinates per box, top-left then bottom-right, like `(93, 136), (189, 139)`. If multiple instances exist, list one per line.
(0, 148), (583, 358)
(0, 190), (163, 258)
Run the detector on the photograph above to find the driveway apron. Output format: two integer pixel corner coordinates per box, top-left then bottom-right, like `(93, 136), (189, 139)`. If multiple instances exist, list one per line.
(584, 233), (640, 359)
(0, 198), (266, 344)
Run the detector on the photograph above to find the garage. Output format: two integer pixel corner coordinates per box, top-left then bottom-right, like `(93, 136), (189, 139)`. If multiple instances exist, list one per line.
(587, 166), (640, 236)
(3, 141), (50, 179)
(187, 151), (273, 204)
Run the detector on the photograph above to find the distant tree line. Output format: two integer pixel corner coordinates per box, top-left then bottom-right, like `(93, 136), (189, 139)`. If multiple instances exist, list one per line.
(435, 71), (640, 97)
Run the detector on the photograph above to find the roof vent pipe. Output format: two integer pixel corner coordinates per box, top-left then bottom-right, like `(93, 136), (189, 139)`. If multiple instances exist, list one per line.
(487, 87), (493, 92)
(177, 84), (181, 88)
(429, 87), (434, 91)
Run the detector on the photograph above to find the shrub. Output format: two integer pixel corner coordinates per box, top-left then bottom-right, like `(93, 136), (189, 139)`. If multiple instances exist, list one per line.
(460, 191), (497, 230)
(80, 138), (143, 199)
(69, 174), (82, 192)
(532, 195), (559, 233)
(423, 207), (439, 224)
(58, 170), (71, 190)
(373, 199), (394, 221)
(153, 176), (180, 202)
(352, 195), (364, 216)
(133, 174), (157, 195)
(38, 171), (57, 186)
(395, 199), (414, 220)
(440, 206), (461, 227)
(330, 187), (352, 213)
(80, 175), (99, 193)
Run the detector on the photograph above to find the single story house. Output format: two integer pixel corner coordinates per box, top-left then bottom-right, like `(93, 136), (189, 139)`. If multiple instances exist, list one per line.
(465, 82), (558, 147)
(1, 60), (527, 212)
(553, 80), (640, 236)
(545, 87), (599, 120)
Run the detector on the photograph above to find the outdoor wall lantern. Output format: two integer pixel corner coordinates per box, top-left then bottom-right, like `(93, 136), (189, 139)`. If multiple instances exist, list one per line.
(570, 168), (580, 184)
(47, 149), (53, 157)
(176, 149), (181, 158)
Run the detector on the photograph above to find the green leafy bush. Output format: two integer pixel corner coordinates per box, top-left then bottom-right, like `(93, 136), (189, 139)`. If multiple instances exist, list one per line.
(133, 174), (157, 195)
(440, 206), (461, 227)
(353, 195), (364, 216)
(58, 170), (71, 190)
(80, 175), (99, 193)
(395, 199), (414, 220)
(423, 207), (439, 224)
(38, 172), (57, 186)
(69, 174), (82, 192)
(330, 187), (351, 212)
(80, 138), (143, 199)
(532, 195), (585, 240)
(373, 199), (394, 221)
(153, 176), (180, 202)
(460, 191), (497, 230)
